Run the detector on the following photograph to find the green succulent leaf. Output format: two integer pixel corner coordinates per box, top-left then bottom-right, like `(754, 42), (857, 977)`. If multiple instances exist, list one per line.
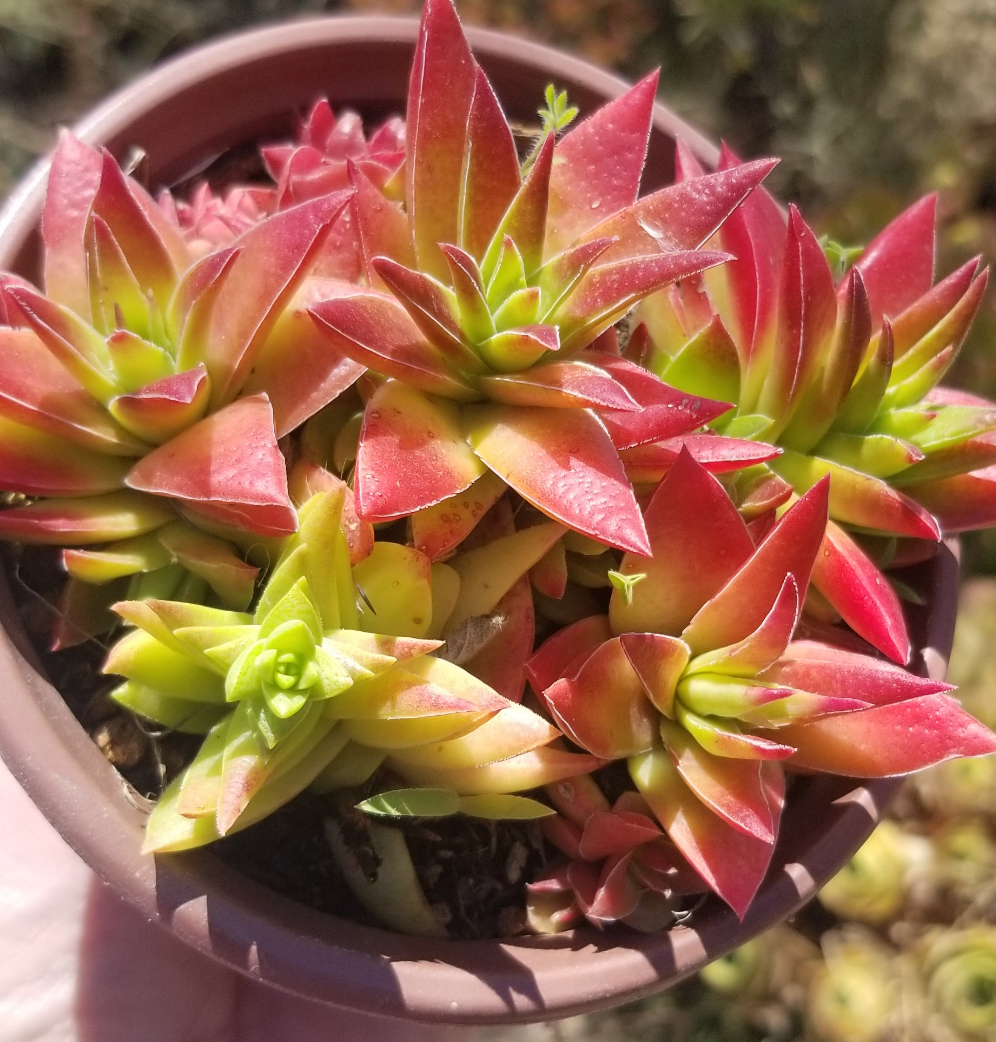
(458, 793), (555, 819)
(357, 787), (463, 818)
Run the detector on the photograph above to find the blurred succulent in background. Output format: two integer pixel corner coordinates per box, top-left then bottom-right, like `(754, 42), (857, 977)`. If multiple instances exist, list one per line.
(637, 148), (994, 665)
(916, 927), (996, 1041)
(818, 820), (932, 927)
(806, 928), (899, 1042)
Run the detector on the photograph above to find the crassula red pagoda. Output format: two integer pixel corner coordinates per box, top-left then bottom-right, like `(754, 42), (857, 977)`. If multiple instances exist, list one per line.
(1, 0), (996, 944)
(0, 133), (364, 645)
(305, 0), (784, 556)
(525, 450), (996, 919)
(637, 144), (994, 666)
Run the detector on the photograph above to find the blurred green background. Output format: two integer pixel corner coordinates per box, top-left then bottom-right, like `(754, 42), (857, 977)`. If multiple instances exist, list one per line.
(5, 3), (996, 1039)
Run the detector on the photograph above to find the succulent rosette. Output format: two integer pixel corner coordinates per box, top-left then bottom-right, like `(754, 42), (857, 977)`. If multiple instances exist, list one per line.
(0, 133), (365, 643)
(160, 180), (276, 256)
(525, 450), (996, 916)
(103, 489), (596, 851)
(637, 143), (993, 664)
(305, 0), (783, 557)
(262, 97), (406, 206)
(527, 773), (706, 933)
(916, 928), (996, 1041)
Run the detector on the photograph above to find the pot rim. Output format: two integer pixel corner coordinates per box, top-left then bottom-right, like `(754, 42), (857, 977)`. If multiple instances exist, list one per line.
(0, 16), (957, 1025)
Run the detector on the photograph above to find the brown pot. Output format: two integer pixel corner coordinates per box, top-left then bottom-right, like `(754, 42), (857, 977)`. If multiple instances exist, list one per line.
(0, 17), (961, 1026)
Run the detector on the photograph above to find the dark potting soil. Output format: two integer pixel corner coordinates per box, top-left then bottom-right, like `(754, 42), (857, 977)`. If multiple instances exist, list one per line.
(3, 542), (554, 940)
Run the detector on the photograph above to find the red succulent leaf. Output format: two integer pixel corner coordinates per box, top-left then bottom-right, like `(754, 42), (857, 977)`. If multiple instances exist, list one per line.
(462, 67), (521, 260)
(205, 190), (355, 406)
(169, 246), (241, 357)
(4, 284), (117, 403)
(774, 693), (996, 776)
(348, 160), (416, 282)
(530, 541), (568, 599)
(542, 636), (658, 758)
(556, 250), (733, 353)
(372, 256), (484, 372)
(689, 575), (800, 677)
(355, 379), (485, 521)
(483, 134), (555, 279)
(762, 640), (953, 705)
(780, 266), (872, 453)
(240, 278), (365, 438)
(545, 71), (658, 258)
(578, 809), (663, 860)
(773, 451), (941, 540)
(0, 415), (129, 497)
(585, 159), (778, 263)
(621, 434), (781, 481)
(811, 519), (911, 664)
(735, 467), (794, 519)
(609, 448), (754, 636)
(309, 291), (477, 399)
(86, 214), (148, 336)
(0, 328), (143, 455)
(579, 853), (644, 924)
(526, 614), (612, 693)
(854, 194), (936, 334)
(407, 470), (507, 561)
(618, 632), (690, 718)
(463, 403), (651, 554)
(891, 256), (980, 358)
(479, 360), (639, 411)
(710, 144), (786, 365)
(126, 394), (296, 537)
(681, 477), (828, 654)
(541, 815), (585, 860)
(631, 747), (776, 919)
(663, 720), (780, 842)
(440, 243), (493, 341)
(91, 150), (181, 310)
(593, 356), (732, 449)
(0, 490), (172, 544)
(406, 0), (478, 279)
(538, 237), (618, 315)
(753, 206), (837, 427)
(108, 366), (211, 445)
(904, 465), (996, 532)
(42, 131), (104, 320)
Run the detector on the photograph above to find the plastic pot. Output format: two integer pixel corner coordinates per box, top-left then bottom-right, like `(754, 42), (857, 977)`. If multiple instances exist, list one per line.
(0, 16), (960, 1026)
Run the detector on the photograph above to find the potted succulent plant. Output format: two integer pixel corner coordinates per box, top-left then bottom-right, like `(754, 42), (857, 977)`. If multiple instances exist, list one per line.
(0, 0), (995, 1026)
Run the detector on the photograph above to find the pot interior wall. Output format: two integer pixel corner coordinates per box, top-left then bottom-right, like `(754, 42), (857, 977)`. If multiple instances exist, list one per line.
(0, 17), (957, 1025)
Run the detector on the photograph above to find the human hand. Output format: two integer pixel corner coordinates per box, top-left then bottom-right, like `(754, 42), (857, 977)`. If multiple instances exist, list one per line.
(0, 756), (475, 1042)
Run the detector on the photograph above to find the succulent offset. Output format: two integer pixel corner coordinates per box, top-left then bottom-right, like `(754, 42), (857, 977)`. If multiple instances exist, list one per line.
(638, 144), (994, 664)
